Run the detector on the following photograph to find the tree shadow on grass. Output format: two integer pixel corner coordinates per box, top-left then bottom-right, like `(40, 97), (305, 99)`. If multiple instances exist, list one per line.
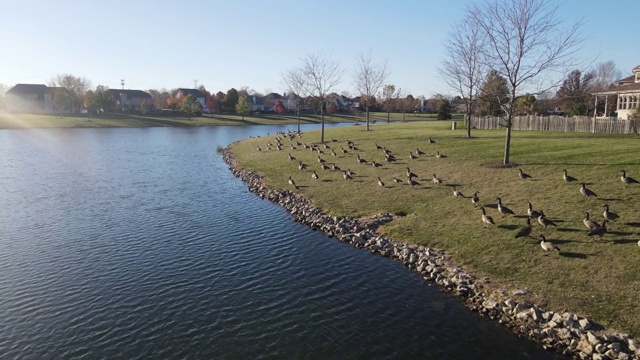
(624, 222), (640, 227)
(556, 227), (583, 233)
(610, 238), (640, 245)
(497, 224), (520, 230)
(559, 252), (590, 259)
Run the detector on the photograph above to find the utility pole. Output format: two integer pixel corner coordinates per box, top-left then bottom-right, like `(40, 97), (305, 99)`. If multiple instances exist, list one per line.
(121, 79), (125, 90)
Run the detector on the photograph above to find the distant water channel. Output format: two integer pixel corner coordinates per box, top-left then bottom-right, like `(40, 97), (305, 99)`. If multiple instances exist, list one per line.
(0, 124), (561, 359)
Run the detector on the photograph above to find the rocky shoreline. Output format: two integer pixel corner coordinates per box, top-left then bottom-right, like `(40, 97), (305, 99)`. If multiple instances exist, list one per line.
(223, 147), (639, 360)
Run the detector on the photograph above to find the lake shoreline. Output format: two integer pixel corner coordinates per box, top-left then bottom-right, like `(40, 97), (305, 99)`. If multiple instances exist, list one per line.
(223, 145), (640, 360)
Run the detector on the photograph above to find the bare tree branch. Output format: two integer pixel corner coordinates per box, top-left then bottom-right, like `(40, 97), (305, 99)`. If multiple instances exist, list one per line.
(353, 50), (389, 130)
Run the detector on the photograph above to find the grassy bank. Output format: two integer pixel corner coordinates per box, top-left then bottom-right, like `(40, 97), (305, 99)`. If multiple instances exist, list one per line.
(229, 121), (640, 336)
(0, 111), (454, 129)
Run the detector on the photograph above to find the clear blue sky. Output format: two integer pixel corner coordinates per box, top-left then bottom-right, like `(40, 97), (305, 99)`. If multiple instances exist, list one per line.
(0, 0), (636, 98)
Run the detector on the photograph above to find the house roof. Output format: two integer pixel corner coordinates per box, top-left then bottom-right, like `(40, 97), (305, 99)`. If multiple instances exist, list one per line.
(178, 88), (205, 98)
(247, 95), (263, 105)
(106, 89), (152, 99)
(6, 84), (50, 99)
(593, 65), (640, 95)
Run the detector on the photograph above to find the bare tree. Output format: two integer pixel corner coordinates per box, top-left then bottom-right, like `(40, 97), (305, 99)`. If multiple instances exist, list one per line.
(381, 84), (401, 123)
(49, 74), (91, 113)
(440, 12), (485, 138)
(469, 0), (584, 164)
(299, 53), (344, 143)
(593, 60), (622, 90)
(353, 51), (389, 131)
(282, 67), (308, 133)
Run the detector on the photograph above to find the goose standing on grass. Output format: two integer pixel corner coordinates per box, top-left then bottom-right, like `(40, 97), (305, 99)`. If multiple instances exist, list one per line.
(343, 171), (353, 180)
(256, 146), (262, 151)
(527, 202), (542, 219)
(372, 160), (383, 168)
(409, 152), (417, 160)
(341, 147), (349, 154)
(356, 154), (367, 164)
(375, 143), (383, 150)
(603, 204), (619, 222)
(317, 156), (326, 164)
(496, 197), (515, 216)
(288, 153), (296, 161)
(385, 153), (396, 162)
(480, 207), (495, 227)
(416, 148), (425, 155)
(539, 235), (560, 254)
(518, 168), (532, 180)
(514, 218), (532, 239)
(472, 192), (480, 206)
(580, 183), (597, 197)
(311, 171), (319, 180)
(330, 149), (337, 157)
(346, 169), (356, 177)
(436, 151), (446, 158)
(583, 212), (601, 231)
(453, 186), (464, 198)
(288, 176), (298, 189)
(377, 177), (385, 187)
(331, 163), (341, 171)
(409, 178), (421, 187)
(620, 170), (640, 187)
(587, 220), (607, 241)
(298, 162), (307, 171)
(563, 169), (578, 182)
(393, 177), (403, 184)
(428, 136), (436, 144)
(320, 163), (330, 171)
(537, 211), (557, 230)
(406, 167), (418, 180)
(432, 174), (443, 184)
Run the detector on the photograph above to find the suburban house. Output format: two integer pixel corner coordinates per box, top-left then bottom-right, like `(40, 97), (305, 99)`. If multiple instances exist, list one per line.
(593, 65), (640, 119)
(176, 88), (206, 111)
(260, 93), (284, 112)
(106, 89), (153, 112)
(5, 84), (54, 112)
(247, 95), (266, 112)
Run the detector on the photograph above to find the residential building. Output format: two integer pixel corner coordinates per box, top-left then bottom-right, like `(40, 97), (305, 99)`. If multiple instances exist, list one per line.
(176, 88), (206, 111)
(5, 84), (53, 112)
(106, 89), (153, 112)
(593, 65), (640, 119)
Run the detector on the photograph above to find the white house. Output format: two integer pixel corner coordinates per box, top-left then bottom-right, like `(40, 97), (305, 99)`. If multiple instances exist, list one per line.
(593, 65), (640, 119)
(177, 88), (206, 111)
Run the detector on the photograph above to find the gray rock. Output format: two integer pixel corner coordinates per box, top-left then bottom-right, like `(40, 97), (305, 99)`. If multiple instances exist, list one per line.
(604, 349), (618, 359)
(617, 351), (631, 360)
(609, 342), (622, 352)
(595, 343), (607, 354)
(587, 331), (600, 346)
(578, 318), (591, 331)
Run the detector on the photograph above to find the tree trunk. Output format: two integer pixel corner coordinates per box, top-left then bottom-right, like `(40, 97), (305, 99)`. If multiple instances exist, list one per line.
(387, 110), (390, 123)
(320, 106), (325, 143)
(503, 121), (512, 164)
(366, 107), (370, 131)
(466, 111), (472, 138)
(296, 108), (301, 133)
(402, 112), (406, 122)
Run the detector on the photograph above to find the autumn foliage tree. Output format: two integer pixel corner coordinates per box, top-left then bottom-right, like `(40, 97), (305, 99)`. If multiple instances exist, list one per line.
(179, 94), (200, 120)
(555, 69), (595, 116)
(273, 99), (286, 116)
(235, 96), (252, 120)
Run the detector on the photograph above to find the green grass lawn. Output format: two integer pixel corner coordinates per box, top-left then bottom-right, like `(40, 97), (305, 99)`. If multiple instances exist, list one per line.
(230, 121), (640, 336)
(0, 111), (454, 129)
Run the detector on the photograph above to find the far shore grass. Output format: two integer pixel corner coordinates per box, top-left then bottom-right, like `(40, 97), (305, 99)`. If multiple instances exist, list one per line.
(0, 111), (457, 129)
(229, 121), (640, 336)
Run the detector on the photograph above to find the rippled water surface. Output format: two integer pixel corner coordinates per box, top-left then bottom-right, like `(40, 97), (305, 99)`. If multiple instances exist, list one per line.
(0, 125), (561, 359)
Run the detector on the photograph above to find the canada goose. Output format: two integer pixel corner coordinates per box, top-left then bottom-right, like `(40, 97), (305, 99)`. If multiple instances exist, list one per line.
(317, 156), (326, 164)
(290, 145), (297, 150)
(382, 147), (392, 155)
(620, 170), (640, 187)
(298, 162), (307, 171)
(480, 207), (495, 227)
(563, 169), (577, 182)
(372, 161), (383, 168)
(587, 220), (607, 241)
(583, 212), (601, 231)
(453, 186), (464, 197)
(580, 183), (597, 197)
(330, 149), (337, 156)
(406, 167), (418, 179)
(539, 235), (560, 254)
(311, 171), (319, 180)
(436, 151), (446, 158)
(496, 197), (515, 216)
(432, 174), (443, 184)
(472, 192), (480, 206)
(331, 163), (341, 171)
(537, 211), (557, 230)
(323, 144), (331, 149)
(356, 155), (367, 164)
(375, 143), (383, 150)
(416, 148), (425, 155)
(288, 153), (296, 161)
(377, 177), (385, 187)
(343, 171), (353, 180)
(409, 152), (417, 160)
(514, 218), (532, 239)
(288, 176), (298, 189)
(346, 140), (354, 148)
(341, 147), (349, 154)
(385, 154), (396, 162)
(518, 168), (532, 179)
(428, 136), (436, 144)
(603, 204), (619, 222)
(409, 179), (421, 187)
(527, 202), (542, 219)
(331, 138), (337, 142)
(346, 169), (356, 177)
(256, 146), (262, 151)
(320, 163), (330, 171)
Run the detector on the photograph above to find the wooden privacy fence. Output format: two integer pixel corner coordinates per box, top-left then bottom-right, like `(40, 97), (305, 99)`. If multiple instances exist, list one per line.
(470, 115), (639, 134)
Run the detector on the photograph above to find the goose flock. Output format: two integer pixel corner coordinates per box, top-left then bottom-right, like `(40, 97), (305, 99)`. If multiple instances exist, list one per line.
(255, 130), (640, 253)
